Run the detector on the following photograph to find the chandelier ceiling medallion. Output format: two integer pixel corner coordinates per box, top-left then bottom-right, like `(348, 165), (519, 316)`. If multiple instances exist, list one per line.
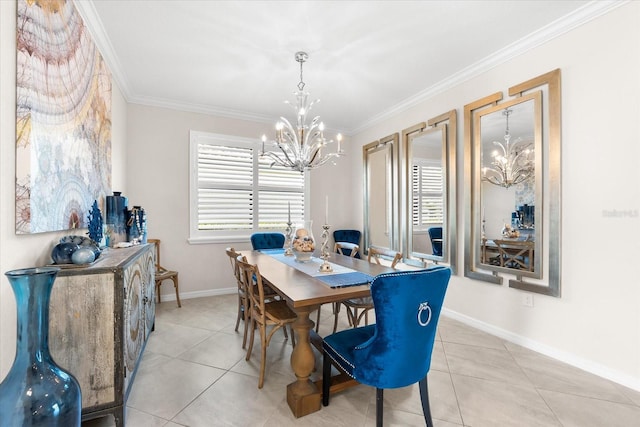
(260, 51), (343, 173)
(482, 108), (534, 188)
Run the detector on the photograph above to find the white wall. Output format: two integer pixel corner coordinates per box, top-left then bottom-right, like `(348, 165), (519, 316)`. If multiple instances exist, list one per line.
(0, 0), (129, 377)
(347, 3), (640, 390)
(125, 104), (350, 298)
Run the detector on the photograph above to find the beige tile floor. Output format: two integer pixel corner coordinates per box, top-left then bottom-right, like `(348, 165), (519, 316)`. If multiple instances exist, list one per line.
(84, 294), (640, 426)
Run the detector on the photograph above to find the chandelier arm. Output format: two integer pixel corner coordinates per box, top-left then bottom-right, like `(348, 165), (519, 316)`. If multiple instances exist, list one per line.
(306, 99), (319, 115)
(278, 146), (298, 167)
(305, 130), (323, 151)
(279, 117), (302, 155)
(483, 176), (501, 186)
(491, 140), (508, 157)
(310, 152), (340, 168)
(307, 145), (323, 166)
(261, 151), (289, 168)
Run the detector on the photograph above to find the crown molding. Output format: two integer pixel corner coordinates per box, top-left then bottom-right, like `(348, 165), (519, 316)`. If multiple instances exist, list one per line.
(350, 0), (629, 135)
(76, 0), (627, 136)
(74, 0), (133, 99)
(128, 95), (274, 124)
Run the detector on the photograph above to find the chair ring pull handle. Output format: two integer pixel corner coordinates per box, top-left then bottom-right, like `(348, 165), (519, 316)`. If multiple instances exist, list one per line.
(417, 302), (432, 327)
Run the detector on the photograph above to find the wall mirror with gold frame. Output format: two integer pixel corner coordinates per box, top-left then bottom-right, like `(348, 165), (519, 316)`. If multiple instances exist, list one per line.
(402, 111), (457, 272)
(464, 69), (561, 296)
(363, 133), (398, 253)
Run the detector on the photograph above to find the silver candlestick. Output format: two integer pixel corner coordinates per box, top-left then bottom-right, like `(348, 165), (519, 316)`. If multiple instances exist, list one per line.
(284, 220), (293, 256)
(318, 223), (333, 272)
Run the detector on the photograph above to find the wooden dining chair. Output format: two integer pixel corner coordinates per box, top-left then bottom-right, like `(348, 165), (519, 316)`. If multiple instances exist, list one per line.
(148, 239), (181, 307)
(493, 239), (534, 271)
(368, 246), (403, 268)
(333, 229), (361, 258)
(226, 247), (251, 349)
(334, 242), (360, 258)
(334, 247), (403, 333)
(236, 255), (297, 389)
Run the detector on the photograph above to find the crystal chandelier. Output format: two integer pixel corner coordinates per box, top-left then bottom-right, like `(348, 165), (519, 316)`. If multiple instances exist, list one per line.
(482, 108), (534, 188)
(260, 51), (343, 173)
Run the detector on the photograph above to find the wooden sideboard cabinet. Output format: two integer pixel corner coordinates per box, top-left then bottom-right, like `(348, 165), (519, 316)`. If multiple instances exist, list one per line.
(49, 244), (155, 426)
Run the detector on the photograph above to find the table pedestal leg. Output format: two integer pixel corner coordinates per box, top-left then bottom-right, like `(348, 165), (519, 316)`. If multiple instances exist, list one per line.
(287, 306), (321, 417)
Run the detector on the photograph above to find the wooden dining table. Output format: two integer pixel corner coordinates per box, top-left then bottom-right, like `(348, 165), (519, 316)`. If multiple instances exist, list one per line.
(242, 250), (395, 418)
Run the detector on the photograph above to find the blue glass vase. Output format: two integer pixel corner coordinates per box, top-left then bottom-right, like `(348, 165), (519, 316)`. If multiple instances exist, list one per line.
(0, 267), (82, 426)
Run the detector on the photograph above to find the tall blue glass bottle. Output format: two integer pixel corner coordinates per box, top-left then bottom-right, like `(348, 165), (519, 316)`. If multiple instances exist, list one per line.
(0, 267), (82, 426)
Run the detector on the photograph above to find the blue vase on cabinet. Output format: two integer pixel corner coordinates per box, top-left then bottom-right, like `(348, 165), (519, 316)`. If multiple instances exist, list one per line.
(0, 267), (82, 426)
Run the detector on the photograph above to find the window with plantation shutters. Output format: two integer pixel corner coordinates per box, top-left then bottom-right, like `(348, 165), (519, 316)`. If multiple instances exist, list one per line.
(189, 131), (307, 243)
(411, 160), (444, 228)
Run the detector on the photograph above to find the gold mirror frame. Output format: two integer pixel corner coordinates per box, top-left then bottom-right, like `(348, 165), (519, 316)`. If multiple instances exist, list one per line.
(464, 69), (561, 296)
(402, 110), (457, 273)
(363, 133), (399, 254)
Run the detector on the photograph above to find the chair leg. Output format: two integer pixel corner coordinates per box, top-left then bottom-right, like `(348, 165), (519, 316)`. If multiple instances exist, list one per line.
(258, 324), (267, 389)
(332, 303), (341, 334)
(246, 317), (256, 361)
(155, 281), (161, 303)
(419, 376), (434, 427)
(315, 305), (321, 333)
(172, 275), (181, 307)
(242, 298), (250, 350)
(322, 351), (331, 406)
(235, 295), (242, 332)
(376, 388), (384, 427)
(289, 324), (296, 347)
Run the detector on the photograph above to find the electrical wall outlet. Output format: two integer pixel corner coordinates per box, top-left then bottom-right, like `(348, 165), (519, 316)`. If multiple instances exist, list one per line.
(522, 293), (534, 307)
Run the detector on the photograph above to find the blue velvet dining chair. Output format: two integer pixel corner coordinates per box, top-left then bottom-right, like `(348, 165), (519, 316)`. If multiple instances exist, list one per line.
(332, 229), (361, 258)
(428, 227), (443, 257)
(322, 267), (451, 427)
(250, 232), (285, 250)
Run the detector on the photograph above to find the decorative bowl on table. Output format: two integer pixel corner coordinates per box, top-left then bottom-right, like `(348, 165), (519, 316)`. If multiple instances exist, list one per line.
(291, 224), (315, 263)
(52, 235), (102, 265)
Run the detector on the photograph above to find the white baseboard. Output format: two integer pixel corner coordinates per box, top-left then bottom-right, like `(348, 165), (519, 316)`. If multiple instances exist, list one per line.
(442, 308), (640, 392)
(158, 287), (236, 303)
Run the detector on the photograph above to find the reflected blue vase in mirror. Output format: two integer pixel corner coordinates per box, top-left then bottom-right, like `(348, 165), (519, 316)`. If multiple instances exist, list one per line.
(0, 267), (82, 426)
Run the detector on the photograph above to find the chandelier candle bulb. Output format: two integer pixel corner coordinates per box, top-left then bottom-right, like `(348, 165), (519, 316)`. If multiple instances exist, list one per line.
(288, 201), (291, 223)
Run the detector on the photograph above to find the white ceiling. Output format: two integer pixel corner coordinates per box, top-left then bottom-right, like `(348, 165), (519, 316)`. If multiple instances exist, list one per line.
(77, 0), (614, 135)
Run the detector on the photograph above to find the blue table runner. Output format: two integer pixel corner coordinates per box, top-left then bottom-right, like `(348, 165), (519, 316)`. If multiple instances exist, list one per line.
(264, 252), (374, 288)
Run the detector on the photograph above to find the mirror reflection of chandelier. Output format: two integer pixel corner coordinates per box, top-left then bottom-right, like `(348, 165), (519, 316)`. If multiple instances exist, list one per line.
(260, 51), (343, 173)
(482, 108), (534, 188)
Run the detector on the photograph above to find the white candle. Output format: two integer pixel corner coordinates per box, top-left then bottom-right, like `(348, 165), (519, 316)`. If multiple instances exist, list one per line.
(325, 196), (329, 225)
(288, 201), (291, 223)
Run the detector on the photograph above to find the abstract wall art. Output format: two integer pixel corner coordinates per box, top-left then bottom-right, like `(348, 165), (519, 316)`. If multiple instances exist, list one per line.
(16, 0), (112, 234)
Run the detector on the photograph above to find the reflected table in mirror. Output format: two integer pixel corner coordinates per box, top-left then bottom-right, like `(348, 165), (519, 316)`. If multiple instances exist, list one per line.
(482, 237), (535, 272)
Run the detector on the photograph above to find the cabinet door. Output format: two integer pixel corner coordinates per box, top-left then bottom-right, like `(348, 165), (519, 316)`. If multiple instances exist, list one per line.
(49, 272), (116, 408)
(141, 248), (156, 336)
(123, 258), (144, 394)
